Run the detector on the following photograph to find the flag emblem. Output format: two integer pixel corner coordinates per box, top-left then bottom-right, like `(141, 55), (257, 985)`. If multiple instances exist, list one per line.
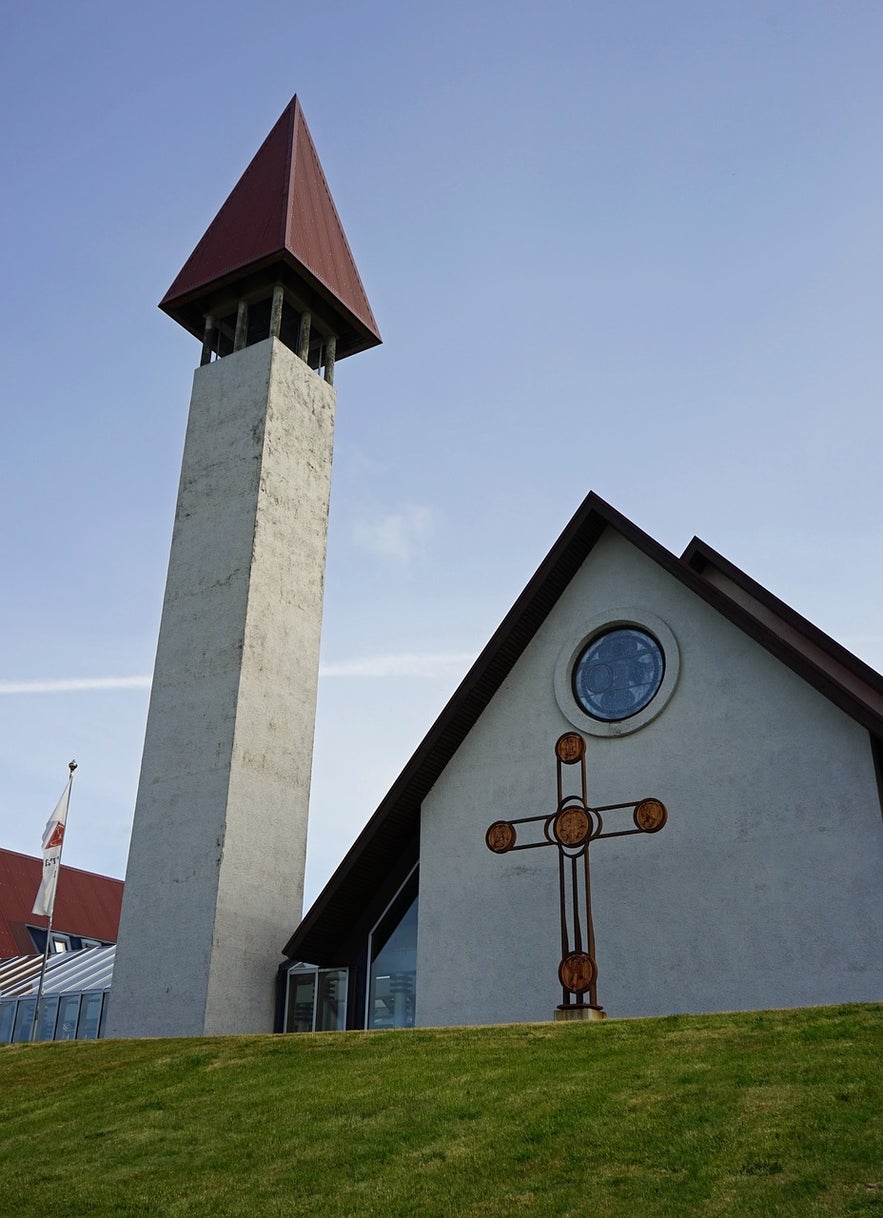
(45, 822), (65, 850)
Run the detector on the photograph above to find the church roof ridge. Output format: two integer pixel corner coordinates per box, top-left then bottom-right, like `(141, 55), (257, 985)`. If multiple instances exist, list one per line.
(682, 536), (883, 701)
(285, 492), (883, 963)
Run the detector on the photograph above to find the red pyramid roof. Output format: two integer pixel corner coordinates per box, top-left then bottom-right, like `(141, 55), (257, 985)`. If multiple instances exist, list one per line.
(160, 96), (380, 357)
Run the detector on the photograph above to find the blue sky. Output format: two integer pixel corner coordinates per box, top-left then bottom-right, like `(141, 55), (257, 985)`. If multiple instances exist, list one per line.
(1, 1), (881, 907)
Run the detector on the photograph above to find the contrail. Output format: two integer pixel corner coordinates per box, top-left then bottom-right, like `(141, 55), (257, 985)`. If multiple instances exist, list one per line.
(0, 653), (476, 694)
(319, 652), (475, 678)
(0, 676), (153, 695)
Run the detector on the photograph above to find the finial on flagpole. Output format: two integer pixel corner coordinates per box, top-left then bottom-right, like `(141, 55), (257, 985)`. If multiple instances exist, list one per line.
(69, 760), (77, 773)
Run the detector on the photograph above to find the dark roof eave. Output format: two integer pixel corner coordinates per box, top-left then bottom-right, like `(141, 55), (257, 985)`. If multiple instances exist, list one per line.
(159, 250), (382, 357)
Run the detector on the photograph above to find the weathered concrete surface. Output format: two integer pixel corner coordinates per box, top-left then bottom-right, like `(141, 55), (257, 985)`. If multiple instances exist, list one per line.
(107, 338), (334, 1037)
(416, 528), (883, 1027)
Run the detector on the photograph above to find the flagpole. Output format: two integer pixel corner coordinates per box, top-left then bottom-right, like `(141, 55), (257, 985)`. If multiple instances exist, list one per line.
(30, 761), (77, 1043)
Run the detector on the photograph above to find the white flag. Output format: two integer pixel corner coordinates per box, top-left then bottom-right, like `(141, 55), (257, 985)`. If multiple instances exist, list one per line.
(31, 778), (72, 918)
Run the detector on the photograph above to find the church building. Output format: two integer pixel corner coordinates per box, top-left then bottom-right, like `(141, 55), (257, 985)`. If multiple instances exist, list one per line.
(280, 493), (883, 1032)
(107, 95), (882, 1041)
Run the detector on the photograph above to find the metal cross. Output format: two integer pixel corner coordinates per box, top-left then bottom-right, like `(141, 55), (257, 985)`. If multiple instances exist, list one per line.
(485, 731), (668, 1017)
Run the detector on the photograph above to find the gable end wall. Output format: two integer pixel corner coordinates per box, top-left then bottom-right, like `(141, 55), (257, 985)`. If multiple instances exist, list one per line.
(416, 530), (883, 1025)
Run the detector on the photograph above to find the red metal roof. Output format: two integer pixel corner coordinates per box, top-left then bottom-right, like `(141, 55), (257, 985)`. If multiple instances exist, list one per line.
(0, 848), (123, 958)
(160, 95), (381, 358)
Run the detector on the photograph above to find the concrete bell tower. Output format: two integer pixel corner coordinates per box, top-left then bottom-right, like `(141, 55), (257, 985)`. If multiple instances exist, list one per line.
(106, 97), (380, 1038)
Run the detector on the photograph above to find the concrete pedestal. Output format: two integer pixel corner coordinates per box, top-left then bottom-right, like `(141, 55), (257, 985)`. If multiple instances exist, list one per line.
(554, 1005), (607, 1022)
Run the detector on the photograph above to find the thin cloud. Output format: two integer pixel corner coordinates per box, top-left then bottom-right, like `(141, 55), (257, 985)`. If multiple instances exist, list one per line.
(0, 676), (152, 695)
(353, 504), (432, 562)
(320, 653), (475, 678)
(0, 654), (476, 693)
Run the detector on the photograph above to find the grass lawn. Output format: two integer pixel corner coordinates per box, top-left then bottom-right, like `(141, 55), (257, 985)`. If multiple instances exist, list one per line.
(0, 1004), (880, 1217)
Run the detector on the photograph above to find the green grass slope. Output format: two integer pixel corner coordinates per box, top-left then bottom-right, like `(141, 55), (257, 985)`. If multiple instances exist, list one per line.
(1, 1005), (880, 1217)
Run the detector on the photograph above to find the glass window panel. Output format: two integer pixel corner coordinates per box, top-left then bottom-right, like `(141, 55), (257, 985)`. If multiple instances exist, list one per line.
(56, 995), (81, 1041)
(26, 925), (47, 953)
(368, 878), (418, 1030)
(572, 627), (665, 722)
(0, 1002), (15, 1043)
(12, 998), (36, 1042)
(77, 993), (103, 1040)
(286, 972), (316, 1033)
(98, 994), (110, 1039)
(316, 970), (348, 1032)
(36, 996), (60, 1042)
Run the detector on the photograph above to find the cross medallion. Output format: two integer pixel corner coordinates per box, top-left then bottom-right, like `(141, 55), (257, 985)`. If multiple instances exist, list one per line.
(485, 731), (668, 1017)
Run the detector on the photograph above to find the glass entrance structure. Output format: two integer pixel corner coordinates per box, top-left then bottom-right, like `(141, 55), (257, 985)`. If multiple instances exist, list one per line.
(279, 865), (420, 1033)
(0, 946), (115, 1043)
(283, 965), (348, 1033)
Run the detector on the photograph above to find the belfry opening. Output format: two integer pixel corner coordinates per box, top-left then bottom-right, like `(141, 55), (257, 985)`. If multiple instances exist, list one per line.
(199, 285), (337, 385)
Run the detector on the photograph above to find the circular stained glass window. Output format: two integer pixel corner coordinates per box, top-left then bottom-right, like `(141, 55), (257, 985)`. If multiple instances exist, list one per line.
(572, 627), (665, 722)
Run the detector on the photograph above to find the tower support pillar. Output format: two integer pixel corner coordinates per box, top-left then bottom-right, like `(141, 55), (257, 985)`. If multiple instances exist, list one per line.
(107, 337), (335, 1037)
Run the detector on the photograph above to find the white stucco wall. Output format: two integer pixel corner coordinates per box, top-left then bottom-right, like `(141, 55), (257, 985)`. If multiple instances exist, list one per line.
(416, 528), (882, 1025)
(107, 338), (334, 1037)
